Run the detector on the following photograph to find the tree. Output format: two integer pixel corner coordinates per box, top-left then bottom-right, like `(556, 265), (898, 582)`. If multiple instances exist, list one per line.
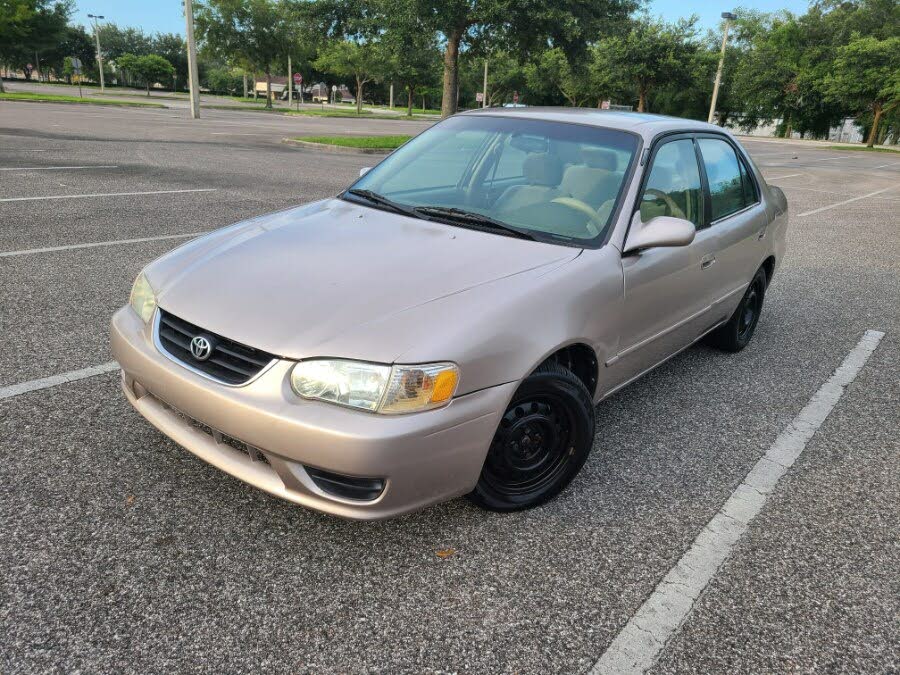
(195, 0), (292, 109)
(378, 7), (440, 116)
(117, 53), (175, 95)
(314, 40), (382, 114)
(152, 33), (188, 90)
(42, 24), (93, 82)
(459, 50), (525, 108)
(826, 35), (900, 146)
(525, 48), (587, 107)
(376, 0), (637, 118)
(0, 0), (71, 89)
(597, 16), (697, 113)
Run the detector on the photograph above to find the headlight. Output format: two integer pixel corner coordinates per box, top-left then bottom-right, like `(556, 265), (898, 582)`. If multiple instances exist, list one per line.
(129, 272), (157, 324)
(290, 359), (459, 414)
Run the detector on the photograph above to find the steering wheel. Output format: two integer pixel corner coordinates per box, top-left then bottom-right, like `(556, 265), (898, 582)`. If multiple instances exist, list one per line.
(644, 188), (688, 220)
(550, 197), (605, 236)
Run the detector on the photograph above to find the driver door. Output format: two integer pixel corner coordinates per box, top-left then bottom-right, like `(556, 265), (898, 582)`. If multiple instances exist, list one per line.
(608, 136), (719, 387)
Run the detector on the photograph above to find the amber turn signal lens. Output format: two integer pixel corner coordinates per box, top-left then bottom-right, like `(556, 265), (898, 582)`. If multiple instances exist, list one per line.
(429, 369), (458, 404)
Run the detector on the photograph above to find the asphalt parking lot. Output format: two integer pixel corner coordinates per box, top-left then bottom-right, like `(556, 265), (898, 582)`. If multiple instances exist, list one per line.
(1, 101), (898, 674)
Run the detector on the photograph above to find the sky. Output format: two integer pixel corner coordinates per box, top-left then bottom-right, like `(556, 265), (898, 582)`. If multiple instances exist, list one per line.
(72, 0), (813, 36)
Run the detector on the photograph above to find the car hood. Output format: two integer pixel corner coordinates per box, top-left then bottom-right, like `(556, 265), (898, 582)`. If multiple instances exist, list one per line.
(150, 199), (580, 361)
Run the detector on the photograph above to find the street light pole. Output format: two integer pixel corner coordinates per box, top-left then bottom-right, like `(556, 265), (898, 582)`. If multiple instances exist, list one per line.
(708, 11), (737, 125)
(482, 58), (488, 108)
(183, 0), (201, 119)
(87, 14), (105, 93)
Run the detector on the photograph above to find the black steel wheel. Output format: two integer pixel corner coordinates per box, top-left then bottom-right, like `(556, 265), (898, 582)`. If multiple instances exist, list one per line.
(468, 362), (595, 511)
(708, 267), (768, 352)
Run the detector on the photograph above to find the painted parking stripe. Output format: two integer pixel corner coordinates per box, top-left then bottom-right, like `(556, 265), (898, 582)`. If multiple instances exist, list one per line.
(589, 329), (885, 675)
(765, 173), (803, 180)
(0, 188), (216, 203)
(0, 165), (118, 171)
(0, 362), (119, 401)
(798, 187), (894, 217)
(0, 231), (208, 258)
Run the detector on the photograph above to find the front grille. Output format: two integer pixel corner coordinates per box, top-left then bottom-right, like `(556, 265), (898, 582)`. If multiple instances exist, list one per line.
(157, 310), (276, 385)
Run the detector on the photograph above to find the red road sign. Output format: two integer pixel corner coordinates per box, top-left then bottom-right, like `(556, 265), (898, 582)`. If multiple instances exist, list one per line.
(293, 73), (303, 85)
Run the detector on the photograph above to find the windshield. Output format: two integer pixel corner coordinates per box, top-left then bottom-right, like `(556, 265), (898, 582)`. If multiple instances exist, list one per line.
(345, 115), (639, 245)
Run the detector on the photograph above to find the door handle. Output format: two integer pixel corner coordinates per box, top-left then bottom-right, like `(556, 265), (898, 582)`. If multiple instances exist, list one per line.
(757, 228), (767, 240)
(701, 254), (716, 270)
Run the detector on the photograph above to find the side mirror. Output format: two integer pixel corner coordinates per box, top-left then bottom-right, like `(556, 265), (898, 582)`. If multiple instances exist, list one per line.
(623, 215), (695, 254)
(359, 167), (372, 177)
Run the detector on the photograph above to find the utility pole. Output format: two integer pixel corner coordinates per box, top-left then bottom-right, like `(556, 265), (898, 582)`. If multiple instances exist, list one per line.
(482, 58), (488, 108)
(184, 0), (201, 119)
(287, 54), (292, 105)
(88, 14), (105, 92)
(389, 82), (394, 109)
(708, 11), (737, 125)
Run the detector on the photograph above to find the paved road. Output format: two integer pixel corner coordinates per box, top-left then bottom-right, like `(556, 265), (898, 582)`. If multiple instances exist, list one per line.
(1, 101), (897, 674)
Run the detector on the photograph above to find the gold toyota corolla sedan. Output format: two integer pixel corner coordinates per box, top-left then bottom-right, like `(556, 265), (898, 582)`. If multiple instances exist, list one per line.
(111, 109), (788, 520)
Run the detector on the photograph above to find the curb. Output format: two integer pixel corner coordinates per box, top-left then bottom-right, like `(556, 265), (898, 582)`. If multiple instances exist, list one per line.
(282, 138), (393, 155)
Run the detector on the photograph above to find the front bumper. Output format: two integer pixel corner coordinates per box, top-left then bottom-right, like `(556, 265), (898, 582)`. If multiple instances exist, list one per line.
(111, 307), (516, 520)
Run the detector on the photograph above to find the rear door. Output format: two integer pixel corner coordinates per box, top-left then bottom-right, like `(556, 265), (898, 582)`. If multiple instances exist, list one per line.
(695, 135), (769, 321)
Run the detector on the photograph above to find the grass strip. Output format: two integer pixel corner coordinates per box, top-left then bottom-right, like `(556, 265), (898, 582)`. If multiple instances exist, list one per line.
(824, 144), (900, 154)
(0, 92), (166, 107)
(292, 135), (412, 149)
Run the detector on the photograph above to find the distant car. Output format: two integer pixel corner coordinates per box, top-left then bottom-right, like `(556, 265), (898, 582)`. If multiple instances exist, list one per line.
(112, 109), (788, 520)
(503, 102), (527, 108)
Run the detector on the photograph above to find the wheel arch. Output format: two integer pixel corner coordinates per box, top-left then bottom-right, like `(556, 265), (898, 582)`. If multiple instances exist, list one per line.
(761, 255), (776, 287)
(533, 342), (599, 398)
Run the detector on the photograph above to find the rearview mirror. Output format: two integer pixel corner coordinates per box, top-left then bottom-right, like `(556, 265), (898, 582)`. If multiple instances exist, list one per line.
(509, 133), (549, 154)
(623, 215), (695, 254)
(359, 167), (372, 177)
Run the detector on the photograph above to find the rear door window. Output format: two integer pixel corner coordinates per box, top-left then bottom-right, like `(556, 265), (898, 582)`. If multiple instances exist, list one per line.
(697, 138), (747, 221)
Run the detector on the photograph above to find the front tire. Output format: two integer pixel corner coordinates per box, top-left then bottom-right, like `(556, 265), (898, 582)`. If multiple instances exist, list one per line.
(708, 267), (767, 352)
(468, 362), (595, 512)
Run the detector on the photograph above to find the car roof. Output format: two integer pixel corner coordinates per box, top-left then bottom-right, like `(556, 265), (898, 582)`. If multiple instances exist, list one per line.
(459, 107), (727, 140)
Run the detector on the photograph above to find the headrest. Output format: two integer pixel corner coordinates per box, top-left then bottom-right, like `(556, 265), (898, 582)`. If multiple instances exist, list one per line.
(582, 148), (618, 171)
(523, 153), (563, 186)
(551, 141), (583, 166)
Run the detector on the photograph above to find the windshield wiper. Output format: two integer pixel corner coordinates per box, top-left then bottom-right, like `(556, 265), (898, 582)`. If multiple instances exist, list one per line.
(412, 206), (537, 241)
(345, 189), (426, 220)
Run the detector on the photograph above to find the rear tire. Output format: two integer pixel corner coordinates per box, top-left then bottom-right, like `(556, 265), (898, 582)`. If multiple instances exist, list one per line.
(708, 267), (767, 352)
(468, 362), (595, 512)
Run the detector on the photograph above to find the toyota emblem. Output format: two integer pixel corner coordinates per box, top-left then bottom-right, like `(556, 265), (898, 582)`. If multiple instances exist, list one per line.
(190, 335), (213, 361)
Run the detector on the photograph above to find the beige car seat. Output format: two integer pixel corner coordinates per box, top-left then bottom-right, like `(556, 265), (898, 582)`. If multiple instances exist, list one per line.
(494, 153), (564, 214)
(560, 148), (622, 208)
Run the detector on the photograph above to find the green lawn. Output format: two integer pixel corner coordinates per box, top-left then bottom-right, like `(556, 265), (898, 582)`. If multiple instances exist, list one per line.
(285, 107), (379, 118)
(825, 144), (900, 153)
(0, 91), (166, 107)
(293, 135), (412, 149)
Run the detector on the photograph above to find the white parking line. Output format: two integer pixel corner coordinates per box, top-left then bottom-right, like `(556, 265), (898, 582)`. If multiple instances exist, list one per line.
(872, 161), (900, 169)
(0, 231), (208, 258)
(589, 329), (885, 675)
(798, 187), (894, 217)
(0, 362), (119, 401)
(765, 173), (803, 180)
(0, 165), (118, 171)
(0, 188), (217, 203)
